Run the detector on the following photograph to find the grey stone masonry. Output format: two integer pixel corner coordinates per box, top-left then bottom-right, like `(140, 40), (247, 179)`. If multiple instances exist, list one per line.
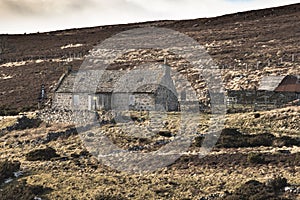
(53, 64), (179, 112)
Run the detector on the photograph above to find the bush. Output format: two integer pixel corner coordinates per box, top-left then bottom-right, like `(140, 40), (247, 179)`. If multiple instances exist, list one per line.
(194, 136), (204, 147)
(0, 107), (19, 116)
(273, 136), (299, 147)
(215, 129), (286, 148)
(266, 177), (288, 191)
(296, 153), (300, 163)
(0, 105), (36, 116)
(215, 128), (247, 148)
(247, 153), (265, 164)
(254, 113), (261, 118)
(26, 147), (60, 161)
(95, 194), (128, 200)
(196, 128), (298, 149)
(223, 180), (269, 200)
(0, 180), (50, 200)
(248, 133), (275, 147)
(0, 160), (20, 184)
(222, 178), (289, 200)
(158, 130), (172, 138)
(7, 116), (42, 131)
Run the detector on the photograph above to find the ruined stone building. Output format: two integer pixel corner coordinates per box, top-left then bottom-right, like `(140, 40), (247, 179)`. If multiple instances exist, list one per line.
(53, 64), (179, 112)
(226, 75), (300, 106)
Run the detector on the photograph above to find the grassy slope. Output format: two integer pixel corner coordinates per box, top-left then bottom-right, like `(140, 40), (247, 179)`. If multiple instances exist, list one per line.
(0, 106), (299, 199)
(0, 3), (299, 111)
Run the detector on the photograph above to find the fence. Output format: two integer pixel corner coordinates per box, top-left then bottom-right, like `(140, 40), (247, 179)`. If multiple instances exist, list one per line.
(218, 53), (299, 71)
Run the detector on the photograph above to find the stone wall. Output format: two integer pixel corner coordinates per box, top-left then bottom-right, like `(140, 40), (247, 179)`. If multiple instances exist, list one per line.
(134, 93), (156, 111)
(53, 93), (95, 111)
(112, 90), (178, 112)
(227, 90), (300, 105)
(37, 109), (77, 124)
(53, 89), (179, 112)
(53, 93), (73, 110)
(154, 86), (179, 111)
(111, 93), (130, 110)
(38, 108), (114, 125)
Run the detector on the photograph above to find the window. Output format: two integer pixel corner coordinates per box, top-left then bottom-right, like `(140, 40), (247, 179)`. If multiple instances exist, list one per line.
(73, 95), (79, 106)
(129, 95), (135, 106)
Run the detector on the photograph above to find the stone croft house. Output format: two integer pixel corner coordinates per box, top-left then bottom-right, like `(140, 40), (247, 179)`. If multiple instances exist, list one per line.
(53, 64), (179, 112)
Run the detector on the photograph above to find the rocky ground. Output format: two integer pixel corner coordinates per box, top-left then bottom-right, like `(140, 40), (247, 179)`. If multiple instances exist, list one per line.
(0, 106), (299, 199)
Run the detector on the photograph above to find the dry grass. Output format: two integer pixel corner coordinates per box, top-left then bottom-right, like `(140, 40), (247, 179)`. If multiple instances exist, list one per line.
(0, 107), (299, 199)
(225, 106), (300, 136)
(0, 116), (17, 130)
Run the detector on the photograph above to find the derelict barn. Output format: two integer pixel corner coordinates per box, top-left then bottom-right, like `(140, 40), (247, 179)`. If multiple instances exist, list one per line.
(227, 75), (300, 106)
(257, 75), (300, 104)
(53, 65), (179, 112)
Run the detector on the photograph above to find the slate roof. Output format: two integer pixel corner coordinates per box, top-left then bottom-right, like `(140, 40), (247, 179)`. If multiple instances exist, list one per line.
(56, 65), (177, 95)
(56, 70), (125, 93)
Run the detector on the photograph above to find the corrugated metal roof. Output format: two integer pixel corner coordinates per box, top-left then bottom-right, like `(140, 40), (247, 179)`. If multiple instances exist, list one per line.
(276, 84), (300, 92)
(275, 75), (300, 92)
(258, 75), (300, 92)
(258, 76), (285, 91)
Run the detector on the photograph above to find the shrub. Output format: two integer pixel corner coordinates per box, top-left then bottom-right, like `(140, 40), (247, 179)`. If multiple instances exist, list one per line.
(7, 116), (42, 131)
(0, 107), (19, 116)
(266, 177), (288, 192)
(95, 194), (128, 200)
(26, 147), (60, 161)
(222, 179), (289, 200)
(216, 129), (279, 148)
(247, 153), (265, 164)
(198, 128), (298, 149)
(273, 136), (299, 147)
(0, 160), (20, 184)
(158, 130), (172, 138)
(0, 180), (50, 200)
(215, 128), (246, 148)
(296, 153), (300, 163)
(194, 136), (204, 147)
(222, 180), (268, 200)
(254, 113), (261, 118)
(248, 133), (275, 147)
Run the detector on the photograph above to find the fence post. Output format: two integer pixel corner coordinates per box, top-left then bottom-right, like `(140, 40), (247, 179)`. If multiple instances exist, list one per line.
(292, 54), (295, 62)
